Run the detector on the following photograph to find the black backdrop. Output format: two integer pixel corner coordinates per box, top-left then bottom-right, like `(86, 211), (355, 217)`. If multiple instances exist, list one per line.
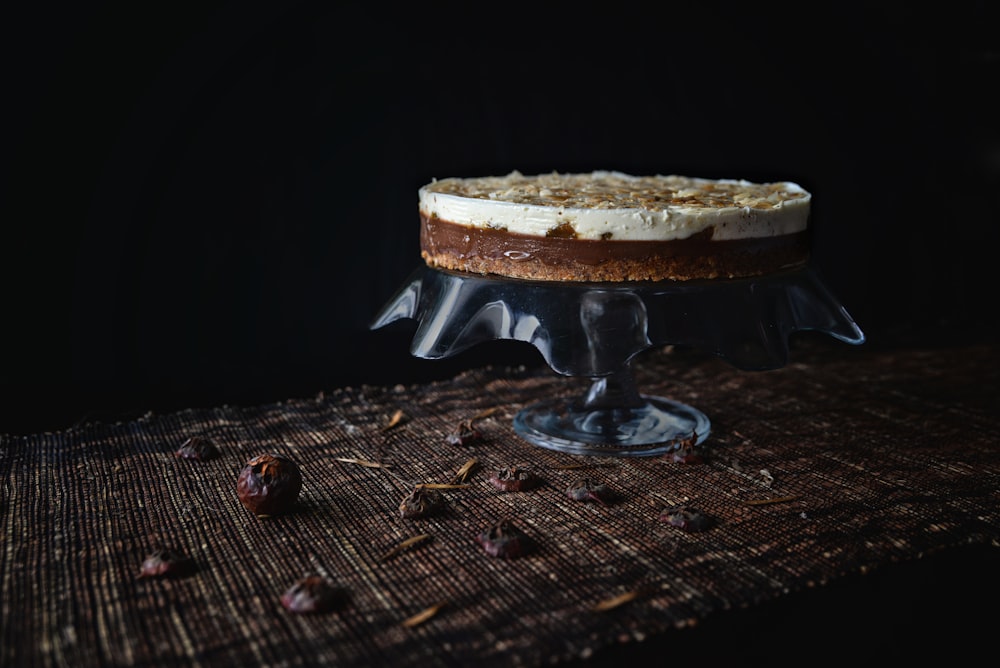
(3, 1), (998, 435)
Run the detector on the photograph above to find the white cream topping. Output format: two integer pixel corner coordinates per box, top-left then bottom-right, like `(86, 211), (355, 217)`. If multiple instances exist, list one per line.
(419, 170), (810, 241)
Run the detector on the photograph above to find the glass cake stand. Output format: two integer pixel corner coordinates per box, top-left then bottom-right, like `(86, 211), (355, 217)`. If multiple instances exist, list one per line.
(370, 264), (864, 457)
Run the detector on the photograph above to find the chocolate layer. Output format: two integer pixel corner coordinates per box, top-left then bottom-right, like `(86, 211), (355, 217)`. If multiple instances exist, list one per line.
(420, 214), (810, 282)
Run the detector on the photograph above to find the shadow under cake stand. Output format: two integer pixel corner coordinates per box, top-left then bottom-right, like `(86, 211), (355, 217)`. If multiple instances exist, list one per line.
(370, 264), (865, 457)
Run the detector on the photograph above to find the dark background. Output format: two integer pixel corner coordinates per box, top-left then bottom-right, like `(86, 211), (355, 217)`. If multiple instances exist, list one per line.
(2, 1), (998, 435)
(2, 3), (999, 665)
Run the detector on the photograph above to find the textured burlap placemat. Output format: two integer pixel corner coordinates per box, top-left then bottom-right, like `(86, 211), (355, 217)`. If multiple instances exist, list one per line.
(3, 339), (999, 666)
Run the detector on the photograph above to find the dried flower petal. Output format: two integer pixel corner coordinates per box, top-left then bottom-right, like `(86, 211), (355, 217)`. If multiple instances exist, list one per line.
(382, 409), (406, 431)
(451, 458), (479, 484)
(379, 534), (433, 562)
(401, 601), (447, 627)
(334, 457), (388, 468)
(743, 495), (798, 506)
(477, 519), (533, 558)
(280, 574), (344, 614)
(659, 506), (714, 532)
(489, 466), (540, 492)
(591, 590), (641, 612)
(174, 435), (220, 461)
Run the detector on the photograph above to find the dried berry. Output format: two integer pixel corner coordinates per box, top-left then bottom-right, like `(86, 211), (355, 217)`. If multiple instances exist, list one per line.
(137, 547), (195, 579)
(445, 420), (480, 446)
(565, 478), (614, 504)
(398, 486), (444, 519)
(174, 435), (220, 461)
(666, 431), (703, 464)
(489, 466), (540, 492)
(659, 506), (714, 532)
(668, 447), (704, 464)
(236, 453), (303, 517)
(476, 519), (533, 559)
(280, 574), (344, 614)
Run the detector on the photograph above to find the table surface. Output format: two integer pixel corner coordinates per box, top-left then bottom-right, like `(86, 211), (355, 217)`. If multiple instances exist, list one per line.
(3, 337), (998, 667)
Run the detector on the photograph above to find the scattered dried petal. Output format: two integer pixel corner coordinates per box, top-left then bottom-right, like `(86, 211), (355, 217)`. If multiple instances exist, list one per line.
(174, 435), (220, 461)
(280, 574), (344, 614)
(402, 601), (447, 627)
(334, 457), (389, 469)
(659, 506), (714, 532)
(565, 478), (614, 504)
(382, 409), (406, 431)
(379, 534), (433, 562)
(489, 466), (540, 492)
(451, 458), (479, 484)
(137, 547), (195, 579)
(743, 495), (798, 506)
(591, 589), (641, 612)
(399, 486), (444, 519)
(476, 519), (533, 559)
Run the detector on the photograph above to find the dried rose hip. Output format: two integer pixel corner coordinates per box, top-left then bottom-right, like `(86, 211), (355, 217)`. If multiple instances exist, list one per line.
(174, 435), (220, 461)
(659, 506), (714, 532)
(137, 547), (195, 579)
(280, 574), (343, 614)
(236, 453), (303, 516)
(489, 466), (540, 492)
(565, 478), (614, 504)
(445, 420), (480, 446)
(476, 519), (533, 559)
(398, 486), (444, 519)
(666, 431), (703, 464)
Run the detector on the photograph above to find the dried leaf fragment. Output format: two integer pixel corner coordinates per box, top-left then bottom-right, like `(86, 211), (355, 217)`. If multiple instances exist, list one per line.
(402, 601), (447, 628)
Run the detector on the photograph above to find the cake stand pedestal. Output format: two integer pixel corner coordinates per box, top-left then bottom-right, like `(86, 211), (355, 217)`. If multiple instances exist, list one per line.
(370, 264), (864, 457)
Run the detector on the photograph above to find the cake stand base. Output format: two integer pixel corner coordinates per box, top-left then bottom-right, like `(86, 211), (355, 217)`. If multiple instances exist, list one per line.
(512, 369), (710, 457)
(514, 396), (710, 457)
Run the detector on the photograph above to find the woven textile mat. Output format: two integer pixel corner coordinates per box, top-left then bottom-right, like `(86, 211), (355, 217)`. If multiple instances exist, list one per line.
(3, 340), (999, 666)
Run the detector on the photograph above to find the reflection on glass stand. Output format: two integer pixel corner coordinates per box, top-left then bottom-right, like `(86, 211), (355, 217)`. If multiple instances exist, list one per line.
(371, 265), (864, 457)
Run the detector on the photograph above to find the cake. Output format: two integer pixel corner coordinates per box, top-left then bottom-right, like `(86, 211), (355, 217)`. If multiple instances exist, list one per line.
(419, 170), (811, 282)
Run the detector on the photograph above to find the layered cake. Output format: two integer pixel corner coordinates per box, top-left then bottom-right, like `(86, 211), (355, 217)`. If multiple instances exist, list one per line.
(419, 170), (811, 282)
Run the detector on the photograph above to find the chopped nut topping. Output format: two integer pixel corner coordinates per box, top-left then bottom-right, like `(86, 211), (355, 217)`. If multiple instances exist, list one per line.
(424, 171), (807, 211)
